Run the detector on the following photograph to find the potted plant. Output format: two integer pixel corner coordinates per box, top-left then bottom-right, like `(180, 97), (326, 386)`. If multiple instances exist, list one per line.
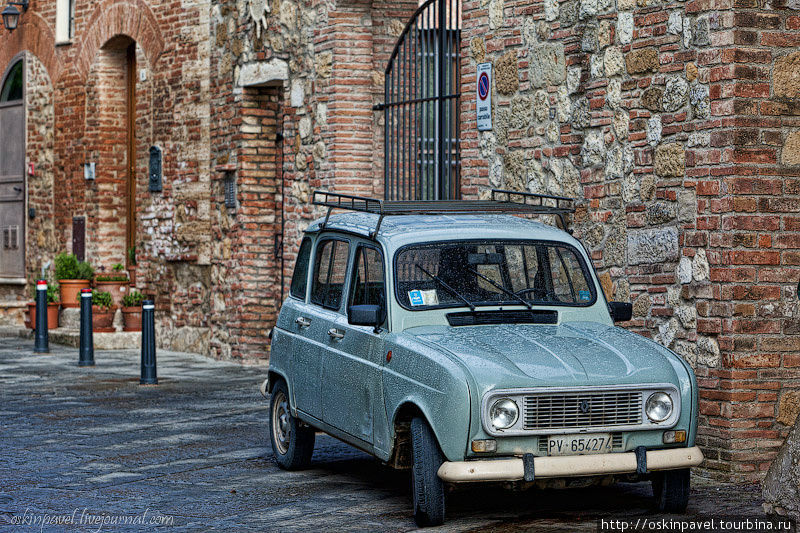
(55, 253), (94, 308)
(90, 290), (115, 332)
(26, 282), (60, 330)
(121, 290), (145, 331)
(128, 246), (137, 286)
(94, 264), (129, 309)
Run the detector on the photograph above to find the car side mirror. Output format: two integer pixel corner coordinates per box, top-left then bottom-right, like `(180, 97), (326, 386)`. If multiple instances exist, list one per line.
(608, 302), (632, 323)
(348, 304), (384, 328)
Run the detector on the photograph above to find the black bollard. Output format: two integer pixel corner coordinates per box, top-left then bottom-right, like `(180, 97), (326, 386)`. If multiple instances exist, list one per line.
(78, 288), (94, 367)
(140, 300), (157, 385)
(33, 279), (49, 353)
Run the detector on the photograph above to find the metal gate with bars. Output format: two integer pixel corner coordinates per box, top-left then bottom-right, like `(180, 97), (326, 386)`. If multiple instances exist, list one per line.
(377, 0), (461, 201)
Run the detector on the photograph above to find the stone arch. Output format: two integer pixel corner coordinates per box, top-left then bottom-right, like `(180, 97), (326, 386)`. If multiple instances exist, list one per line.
(74, 0), (165, 83)
(0, 12), (62, 83)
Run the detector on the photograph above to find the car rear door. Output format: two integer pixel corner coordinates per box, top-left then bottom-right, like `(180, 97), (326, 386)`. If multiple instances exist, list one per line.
(290, 236), (351, 421)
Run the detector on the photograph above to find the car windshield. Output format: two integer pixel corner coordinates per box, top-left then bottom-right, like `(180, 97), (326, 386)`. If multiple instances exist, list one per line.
(395, 240), (596, 310)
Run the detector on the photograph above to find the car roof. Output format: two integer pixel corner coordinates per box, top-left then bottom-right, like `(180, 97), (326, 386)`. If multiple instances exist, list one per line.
(305, 212), (582, 250)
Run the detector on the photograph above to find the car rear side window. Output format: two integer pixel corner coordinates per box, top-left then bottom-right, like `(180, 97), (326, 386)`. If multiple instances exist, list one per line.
(290, 237), (313, 299)
(311, 238), (350, 310)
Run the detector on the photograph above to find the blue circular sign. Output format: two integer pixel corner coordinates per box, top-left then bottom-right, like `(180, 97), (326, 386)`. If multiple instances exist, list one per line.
(478, 72), (490, 101)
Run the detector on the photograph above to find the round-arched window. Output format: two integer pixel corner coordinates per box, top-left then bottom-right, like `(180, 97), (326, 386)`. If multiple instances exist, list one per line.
(0, 60), (23, 102)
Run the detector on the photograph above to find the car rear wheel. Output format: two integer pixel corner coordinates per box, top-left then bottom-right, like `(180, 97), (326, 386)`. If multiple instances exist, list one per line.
(269, 379), (315, 470)
(410, 417), (446, 527)
(652, 468), (690, 513)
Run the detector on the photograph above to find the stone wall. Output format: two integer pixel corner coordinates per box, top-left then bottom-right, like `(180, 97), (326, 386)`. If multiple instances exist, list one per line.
(459, 0), (800, 480)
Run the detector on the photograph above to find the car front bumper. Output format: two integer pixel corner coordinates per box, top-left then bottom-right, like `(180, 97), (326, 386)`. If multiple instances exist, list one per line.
(437, 446), (704, 483)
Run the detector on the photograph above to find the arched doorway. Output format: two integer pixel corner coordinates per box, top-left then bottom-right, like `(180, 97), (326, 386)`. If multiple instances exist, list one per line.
(0, 58), (25, 280)
(84, 37), (138, 269)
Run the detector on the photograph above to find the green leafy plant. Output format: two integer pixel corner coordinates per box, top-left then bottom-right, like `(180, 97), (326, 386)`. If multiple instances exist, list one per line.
(96, 274), (129, 282)
(54, 252), (79, 280)
(30, 282), (60, 303)
(112, 263), (125, 272)
(47, 282), (59, 304)
(128, 246), (137, 267)
(91, 290), (113, 310)
(75, 261), (94, 281)
(122, 290), (145, 308)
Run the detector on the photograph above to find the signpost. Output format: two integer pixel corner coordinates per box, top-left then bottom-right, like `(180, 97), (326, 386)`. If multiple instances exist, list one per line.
(476, 63), (492, 131)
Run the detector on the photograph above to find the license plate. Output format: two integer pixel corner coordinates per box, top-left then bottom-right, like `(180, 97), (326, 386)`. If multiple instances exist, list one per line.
(547, 433), (613, 456)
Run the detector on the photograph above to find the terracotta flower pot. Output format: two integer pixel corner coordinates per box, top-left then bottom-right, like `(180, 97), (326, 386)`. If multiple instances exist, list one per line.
(122, 306), (142, 331)
(94, 280), (129, 309)
(59, 279), (91, 308)
(92, 306), (115, 332)
(26, 302), (60, 330)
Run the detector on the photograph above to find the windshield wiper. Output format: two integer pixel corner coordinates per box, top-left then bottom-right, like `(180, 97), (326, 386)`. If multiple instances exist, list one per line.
(467, 267), (533, 310)
(414, 264), (476, 312)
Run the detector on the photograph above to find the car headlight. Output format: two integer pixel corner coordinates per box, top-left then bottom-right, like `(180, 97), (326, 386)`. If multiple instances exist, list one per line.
(646, 392), (673, 422)
(489, 398), (519, 429)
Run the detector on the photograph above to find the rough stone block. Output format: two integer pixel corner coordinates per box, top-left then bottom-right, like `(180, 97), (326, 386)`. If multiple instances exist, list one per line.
(495, 51), (519, 95)
(654, 142), (685, 177)
(627, 227), (679, 265)
(774, 51), (800, 99)
(625, 47), (659, 75)
(530, 43), (566, 88)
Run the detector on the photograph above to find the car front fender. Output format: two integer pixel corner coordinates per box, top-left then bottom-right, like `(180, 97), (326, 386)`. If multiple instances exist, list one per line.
(382, 333), (474, 462)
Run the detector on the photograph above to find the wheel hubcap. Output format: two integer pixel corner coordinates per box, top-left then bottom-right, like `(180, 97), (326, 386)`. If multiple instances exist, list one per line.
(272, 390), (291, 455)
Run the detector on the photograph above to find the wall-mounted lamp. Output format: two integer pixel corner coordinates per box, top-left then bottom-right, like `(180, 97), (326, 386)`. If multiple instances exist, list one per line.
(2, 0), (28, 32)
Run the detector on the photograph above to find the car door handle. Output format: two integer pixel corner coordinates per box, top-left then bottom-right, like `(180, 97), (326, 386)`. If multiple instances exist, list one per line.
(327, 328), (345, 340)
(295, 316), (311, 328)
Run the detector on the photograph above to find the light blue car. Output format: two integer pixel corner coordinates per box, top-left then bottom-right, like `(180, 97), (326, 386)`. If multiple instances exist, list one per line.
(262, 190), (703, 527)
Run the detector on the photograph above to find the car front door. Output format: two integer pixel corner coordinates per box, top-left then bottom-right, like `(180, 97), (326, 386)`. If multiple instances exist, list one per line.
(322, 243), (387, 446)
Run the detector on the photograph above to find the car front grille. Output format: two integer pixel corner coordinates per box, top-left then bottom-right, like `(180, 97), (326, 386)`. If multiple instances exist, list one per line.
(523, 390), (643, 431)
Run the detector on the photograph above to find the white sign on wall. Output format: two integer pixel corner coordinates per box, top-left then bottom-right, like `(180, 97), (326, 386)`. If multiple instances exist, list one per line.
(476, 63), (492, 131)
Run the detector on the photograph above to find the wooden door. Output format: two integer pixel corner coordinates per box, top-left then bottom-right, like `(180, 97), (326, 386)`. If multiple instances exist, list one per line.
(0, 60), (25, 279)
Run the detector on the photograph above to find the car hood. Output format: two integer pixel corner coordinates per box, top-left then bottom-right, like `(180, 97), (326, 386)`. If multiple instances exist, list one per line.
(406, 321), (681, 389)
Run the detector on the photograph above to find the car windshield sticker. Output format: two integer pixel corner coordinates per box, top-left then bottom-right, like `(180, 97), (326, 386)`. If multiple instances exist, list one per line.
(579, 290), (591, 301)
(409, 289), (439, 306)
(409, 290), (424, 306)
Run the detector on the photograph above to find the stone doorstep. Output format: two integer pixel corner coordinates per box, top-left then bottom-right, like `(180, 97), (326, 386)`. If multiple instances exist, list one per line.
(48, 328), (142, 350)
(0, 323), (141, 350)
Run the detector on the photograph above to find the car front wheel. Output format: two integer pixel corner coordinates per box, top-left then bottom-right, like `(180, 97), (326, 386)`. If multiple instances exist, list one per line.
(652, 468), (690, 513)
(269, 379), (315, 470)
(410, 417), (446, 527)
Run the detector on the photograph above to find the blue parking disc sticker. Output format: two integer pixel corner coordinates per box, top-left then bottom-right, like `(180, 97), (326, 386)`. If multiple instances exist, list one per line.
(408, 290), (424, 306)
(578, 290), (591, 301)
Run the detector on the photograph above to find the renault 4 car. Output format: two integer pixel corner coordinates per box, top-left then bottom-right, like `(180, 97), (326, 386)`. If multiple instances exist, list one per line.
(261, 190), (702, 527)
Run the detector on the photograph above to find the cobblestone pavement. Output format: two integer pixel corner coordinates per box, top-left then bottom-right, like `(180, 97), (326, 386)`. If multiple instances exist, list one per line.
(0, 337), (765, 532)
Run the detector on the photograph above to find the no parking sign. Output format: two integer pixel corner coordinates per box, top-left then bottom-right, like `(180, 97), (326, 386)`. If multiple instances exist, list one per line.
(476, 63), (492, 131)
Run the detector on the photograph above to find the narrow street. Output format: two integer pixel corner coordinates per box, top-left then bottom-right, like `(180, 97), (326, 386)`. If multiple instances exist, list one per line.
(0, 337), (765, 531)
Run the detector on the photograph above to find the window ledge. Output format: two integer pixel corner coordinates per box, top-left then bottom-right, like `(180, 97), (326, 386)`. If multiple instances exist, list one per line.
(0, 277), (27, 285)
(55, 40), (73, 47)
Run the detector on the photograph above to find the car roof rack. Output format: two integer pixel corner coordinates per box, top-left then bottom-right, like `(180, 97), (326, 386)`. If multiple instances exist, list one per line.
(312, 189), (575, 239)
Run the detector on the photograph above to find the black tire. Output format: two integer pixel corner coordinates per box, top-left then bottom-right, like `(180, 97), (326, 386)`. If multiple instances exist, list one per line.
(269, 379), (315, 470)
(652, 468), (690, 513)
(410, 417), (446, 527)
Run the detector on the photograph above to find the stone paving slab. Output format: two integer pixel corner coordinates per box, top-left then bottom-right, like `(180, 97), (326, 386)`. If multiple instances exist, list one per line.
(0, 336), (766, 531)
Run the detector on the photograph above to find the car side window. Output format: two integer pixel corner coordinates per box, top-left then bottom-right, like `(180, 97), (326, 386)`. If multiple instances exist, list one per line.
(349, 246), (386, 311)
(290, 237), (313, 300)
(311, 238), (350, 310)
